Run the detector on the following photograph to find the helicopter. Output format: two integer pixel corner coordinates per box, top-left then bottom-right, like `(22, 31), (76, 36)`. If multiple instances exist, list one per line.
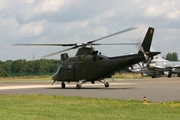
(13, 27), (160, 89)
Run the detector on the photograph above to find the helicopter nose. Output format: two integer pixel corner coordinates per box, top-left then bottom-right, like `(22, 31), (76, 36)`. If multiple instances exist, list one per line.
(52, 73), (58, 80)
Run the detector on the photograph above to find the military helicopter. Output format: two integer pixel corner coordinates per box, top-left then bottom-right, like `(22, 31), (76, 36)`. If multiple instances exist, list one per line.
(13, 27), (160, 89)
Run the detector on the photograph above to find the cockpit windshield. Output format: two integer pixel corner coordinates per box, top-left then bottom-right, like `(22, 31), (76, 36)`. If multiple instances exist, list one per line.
(56, 62), (64, 74)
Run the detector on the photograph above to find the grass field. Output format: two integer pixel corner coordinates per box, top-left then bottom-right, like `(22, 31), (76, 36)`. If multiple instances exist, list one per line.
(0, 94), (180, 120)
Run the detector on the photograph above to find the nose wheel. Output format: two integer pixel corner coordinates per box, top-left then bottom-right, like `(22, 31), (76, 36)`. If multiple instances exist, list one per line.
(76, 80), (86, 89)
(104, 82), (109, 87)
(61, 82), (65, 88)
(99, 80), (109, 88)
(76, 83), (81, 89)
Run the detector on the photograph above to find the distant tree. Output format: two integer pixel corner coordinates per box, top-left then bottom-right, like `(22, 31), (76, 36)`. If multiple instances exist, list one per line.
(0, 64), (8, 77)
(166, 52), (179, 61)
(2, 60), (12, 76)
(33, 60), (42, 74)
(48, 59), (61, 73)
(11, 59), (27, 76)
(26, 60), (35, 74)
(0, 59), (61, 77)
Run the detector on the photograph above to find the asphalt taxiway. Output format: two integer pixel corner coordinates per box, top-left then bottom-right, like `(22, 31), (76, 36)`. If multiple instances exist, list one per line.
(0, 78), (180, 102)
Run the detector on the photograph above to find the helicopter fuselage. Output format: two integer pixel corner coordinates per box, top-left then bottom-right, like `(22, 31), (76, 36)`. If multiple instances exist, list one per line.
(52, 52), (145, 82)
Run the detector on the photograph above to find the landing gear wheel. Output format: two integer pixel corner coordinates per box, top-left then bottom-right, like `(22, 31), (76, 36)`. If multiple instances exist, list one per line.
(178, 74), (180, 77)
(168, 74), (171, 78)
(104, 82), (109, 88)
(152, 76), (155, 78)
(61, 82), (65, 88)
(168, 72), (172, 78)
(76, 84), (81, 89)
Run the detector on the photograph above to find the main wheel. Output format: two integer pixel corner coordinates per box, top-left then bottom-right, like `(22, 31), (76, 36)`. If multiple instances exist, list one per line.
(76, 84), (81, 89)
(104, 82), (109, 88)
(178, 74), (180, 77)
(151, 76), (155, 78)
(168, 74), (171, 78)
(61, 82), (65, 88)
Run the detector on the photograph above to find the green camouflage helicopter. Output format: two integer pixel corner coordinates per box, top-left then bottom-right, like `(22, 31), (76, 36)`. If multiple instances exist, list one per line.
(13, 27), (160, 89)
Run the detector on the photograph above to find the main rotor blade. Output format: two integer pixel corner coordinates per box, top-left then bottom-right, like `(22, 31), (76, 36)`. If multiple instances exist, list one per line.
(42, 46), (79, 58)
(12, 43), (77, 46)
(87, 27), (137, 44)
(91, 43), (140, 45)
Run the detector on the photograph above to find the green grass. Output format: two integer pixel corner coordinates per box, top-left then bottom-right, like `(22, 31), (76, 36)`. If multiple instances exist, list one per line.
(113, 72), (148, 79)
(0, 94), (180, 120)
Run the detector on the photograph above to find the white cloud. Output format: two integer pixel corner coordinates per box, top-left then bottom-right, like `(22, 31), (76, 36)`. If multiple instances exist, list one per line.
(167, 10), (180, 19)
(158, 28), (180, 42)
(0, 17), (19, 29)
(0, 1), (11, 11)
(145, 6), (164, 17)
(33, 0), (71, 14)
(144, 1), (180, 20)
(41, 0), (65, 12)
(64, 20), (89, 32)
(102, 9), (116, 18)
(10, 20), (47, 38)
(25, 0), (35, 4)
(92, 26), (108, 37)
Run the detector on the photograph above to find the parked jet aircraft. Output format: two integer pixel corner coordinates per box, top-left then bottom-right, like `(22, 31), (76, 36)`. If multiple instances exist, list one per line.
(127, 48), (180, 78)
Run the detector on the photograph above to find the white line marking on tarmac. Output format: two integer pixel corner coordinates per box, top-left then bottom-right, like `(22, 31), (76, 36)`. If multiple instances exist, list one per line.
(0, 83), (137, 90)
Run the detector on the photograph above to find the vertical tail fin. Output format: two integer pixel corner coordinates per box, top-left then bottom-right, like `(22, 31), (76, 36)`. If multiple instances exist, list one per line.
(141, 27), (154, 52)
(138, 27), (161, 62)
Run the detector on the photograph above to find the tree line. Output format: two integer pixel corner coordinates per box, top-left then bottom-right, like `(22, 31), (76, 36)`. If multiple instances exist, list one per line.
(0, 59), (61, 77)
(165, 52), (179, 61)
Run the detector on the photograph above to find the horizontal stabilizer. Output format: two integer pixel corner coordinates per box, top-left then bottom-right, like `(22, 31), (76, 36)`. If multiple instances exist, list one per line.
(148, 52), (161, 57)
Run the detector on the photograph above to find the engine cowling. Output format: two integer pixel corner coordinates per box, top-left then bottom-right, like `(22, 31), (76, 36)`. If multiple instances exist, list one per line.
(148, 63), (156, 69)
(61, 53), (71, 61)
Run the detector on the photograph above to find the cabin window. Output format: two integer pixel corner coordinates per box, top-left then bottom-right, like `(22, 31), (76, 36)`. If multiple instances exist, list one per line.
(65, 64), (73, 72)
(66, 64), (72, 70)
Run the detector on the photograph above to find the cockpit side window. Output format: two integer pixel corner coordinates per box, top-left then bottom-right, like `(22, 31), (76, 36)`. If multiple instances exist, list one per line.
(60, 64), (64, 71)
(66, 64), (72, 70)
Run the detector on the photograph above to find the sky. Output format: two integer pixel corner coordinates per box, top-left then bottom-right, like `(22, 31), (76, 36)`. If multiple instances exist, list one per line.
(1, 0), (180, 61)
